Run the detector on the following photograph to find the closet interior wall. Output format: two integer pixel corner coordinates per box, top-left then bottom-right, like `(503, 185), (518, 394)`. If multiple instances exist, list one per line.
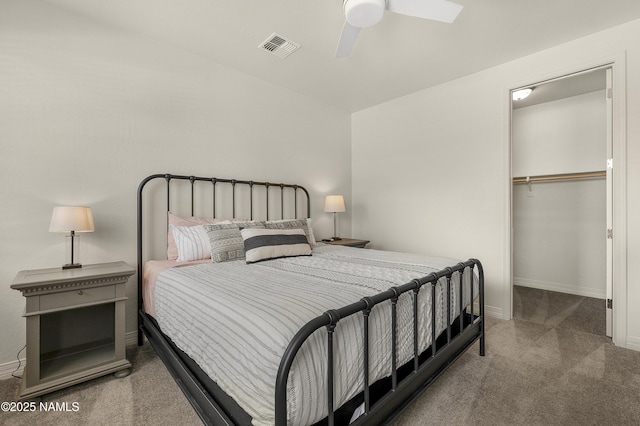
(512, 87), (607, 299)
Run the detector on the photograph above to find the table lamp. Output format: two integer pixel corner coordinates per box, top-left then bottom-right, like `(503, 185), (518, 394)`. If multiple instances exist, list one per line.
(324, 195), (345, 240)
(49, 206), (95, 269)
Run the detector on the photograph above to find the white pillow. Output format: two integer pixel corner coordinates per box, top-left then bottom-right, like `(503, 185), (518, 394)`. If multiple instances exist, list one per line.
(169, 224), (211, 262)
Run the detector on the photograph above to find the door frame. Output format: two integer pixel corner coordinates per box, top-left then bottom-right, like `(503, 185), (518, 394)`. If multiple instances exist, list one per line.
(504, 53), (627, 347)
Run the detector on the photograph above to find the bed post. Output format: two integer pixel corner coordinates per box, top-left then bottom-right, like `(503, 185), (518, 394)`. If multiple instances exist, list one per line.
(136, 176), (146, 346)
(474, 259), (485, 356)
(136, 173), (164, 346)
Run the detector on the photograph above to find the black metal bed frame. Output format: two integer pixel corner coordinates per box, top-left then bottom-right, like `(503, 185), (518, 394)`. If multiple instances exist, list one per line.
(137, 173), (485, 426)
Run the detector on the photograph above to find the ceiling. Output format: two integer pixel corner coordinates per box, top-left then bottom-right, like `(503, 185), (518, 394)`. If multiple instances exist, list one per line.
(43, 0), (640, 112)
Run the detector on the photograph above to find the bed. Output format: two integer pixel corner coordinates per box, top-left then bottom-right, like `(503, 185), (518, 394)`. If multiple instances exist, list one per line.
(137, 173), (485, 426)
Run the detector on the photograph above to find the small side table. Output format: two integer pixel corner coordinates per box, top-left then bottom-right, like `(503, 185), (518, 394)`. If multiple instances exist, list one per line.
(10, 261), (135, 400)
(322, 238), (370, 248)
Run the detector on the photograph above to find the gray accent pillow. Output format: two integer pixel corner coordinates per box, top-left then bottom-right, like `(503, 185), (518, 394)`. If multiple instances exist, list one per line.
(203, 221), (265, 262)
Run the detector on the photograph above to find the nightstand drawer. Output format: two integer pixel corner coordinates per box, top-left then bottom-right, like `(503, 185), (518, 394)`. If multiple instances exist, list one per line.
(40, 285), (116, 311)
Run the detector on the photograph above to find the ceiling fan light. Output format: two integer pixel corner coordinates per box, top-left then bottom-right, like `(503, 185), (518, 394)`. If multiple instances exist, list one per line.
(344, 0), (386, 28)
(512, 88), (533, 101)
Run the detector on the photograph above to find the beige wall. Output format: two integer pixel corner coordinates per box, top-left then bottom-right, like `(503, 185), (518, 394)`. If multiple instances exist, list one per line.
(0, 1), (352, 368)
(352, 19), (640, 350)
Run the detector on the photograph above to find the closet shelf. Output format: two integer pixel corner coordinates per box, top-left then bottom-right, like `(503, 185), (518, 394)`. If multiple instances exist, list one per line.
(513, 170), (606, 184)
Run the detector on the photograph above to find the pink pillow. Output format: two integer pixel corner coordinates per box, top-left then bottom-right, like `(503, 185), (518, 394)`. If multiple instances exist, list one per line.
(167, 212), (231, 260)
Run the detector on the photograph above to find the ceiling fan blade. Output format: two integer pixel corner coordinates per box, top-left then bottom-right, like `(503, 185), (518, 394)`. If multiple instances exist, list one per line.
(336, 21), (361, 57)
(387, 0), (463, 23)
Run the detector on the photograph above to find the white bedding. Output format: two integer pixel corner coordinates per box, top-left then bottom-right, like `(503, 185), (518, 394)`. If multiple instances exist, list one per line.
(151, 244), (477, 426)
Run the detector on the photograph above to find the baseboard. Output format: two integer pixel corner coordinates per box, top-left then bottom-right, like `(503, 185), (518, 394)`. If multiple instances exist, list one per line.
(514, 277), (606, 299)
(0, 358), (25, 381)
(473, 302), (503, 320)
(126, 330), (140, 347)
(625, 336), (640, 352)
(483, 304), (504, 319)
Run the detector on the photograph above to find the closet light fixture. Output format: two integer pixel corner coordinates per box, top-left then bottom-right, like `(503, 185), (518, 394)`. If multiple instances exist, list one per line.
(512, 88), (533, 101)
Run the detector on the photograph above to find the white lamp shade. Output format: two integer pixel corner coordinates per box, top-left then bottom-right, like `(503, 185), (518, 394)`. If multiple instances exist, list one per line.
(324, 195), (346, 213)
(49, 206), (95, 233)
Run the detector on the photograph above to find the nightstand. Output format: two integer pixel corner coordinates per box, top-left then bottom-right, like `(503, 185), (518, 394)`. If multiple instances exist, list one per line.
(10, 261), (135, 400)
(322, 238), (370, 248)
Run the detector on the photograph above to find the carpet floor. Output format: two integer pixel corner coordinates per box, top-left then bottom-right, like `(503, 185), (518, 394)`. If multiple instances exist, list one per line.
(2, 286), (639, 425)
(0, 339), (200, 426)
(393, 286), (640, 425)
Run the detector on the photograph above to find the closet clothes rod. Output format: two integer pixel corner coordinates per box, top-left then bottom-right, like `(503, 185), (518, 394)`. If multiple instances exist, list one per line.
(512, 170), (606, 184)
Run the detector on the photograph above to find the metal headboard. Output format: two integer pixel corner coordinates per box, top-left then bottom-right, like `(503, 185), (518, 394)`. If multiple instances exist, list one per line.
(136, 173), (311, 343)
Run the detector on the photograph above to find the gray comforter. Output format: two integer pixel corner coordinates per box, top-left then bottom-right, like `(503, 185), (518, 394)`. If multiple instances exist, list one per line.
(154, 244), (475, 426)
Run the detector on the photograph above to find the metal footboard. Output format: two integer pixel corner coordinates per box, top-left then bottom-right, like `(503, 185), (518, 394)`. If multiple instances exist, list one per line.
(275, 259), (485, 425)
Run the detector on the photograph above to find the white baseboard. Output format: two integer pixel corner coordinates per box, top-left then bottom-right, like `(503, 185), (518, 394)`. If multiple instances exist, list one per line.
(483, 304), (504, 319)
(0, 358), (25, 381)
(473, 302), (503, 319)
(514, 277), (606, 299)
(126, 330), (140, 347)
(625, 336), (640, 352)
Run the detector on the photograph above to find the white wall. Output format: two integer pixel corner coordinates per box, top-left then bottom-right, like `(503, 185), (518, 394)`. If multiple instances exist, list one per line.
(512, 91), (607, 298)
(513, 180), (606, 298)
(352, 19), (640, 350)
(352, 75), (507, 317)
(0, 0), (352, 369)
(512, 91), (607, 176)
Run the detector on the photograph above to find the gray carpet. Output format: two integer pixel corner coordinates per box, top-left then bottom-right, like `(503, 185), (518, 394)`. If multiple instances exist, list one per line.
(2, 286), (639, 425)
(394, 287), (640, 425)
(0, 341), (201, 426)
(513, 285), (606, 336)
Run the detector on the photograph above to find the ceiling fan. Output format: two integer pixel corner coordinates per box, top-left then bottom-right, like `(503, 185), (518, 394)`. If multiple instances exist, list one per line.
(336, 0), (463, 57)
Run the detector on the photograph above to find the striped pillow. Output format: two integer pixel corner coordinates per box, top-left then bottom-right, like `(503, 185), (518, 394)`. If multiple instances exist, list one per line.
(169, 224), (211, 262)
(167, 212), (233, 260)
(241, 228), (312, 264)
(265, 218), (317, 246)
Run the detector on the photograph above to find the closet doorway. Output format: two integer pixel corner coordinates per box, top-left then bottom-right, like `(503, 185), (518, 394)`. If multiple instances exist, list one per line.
(510, 67), (612, 337)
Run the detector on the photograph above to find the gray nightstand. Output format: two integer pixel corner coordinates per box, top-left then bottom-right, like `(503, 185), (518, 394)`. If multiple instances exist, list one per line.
(11, 261), (135, 400)
(322, 238), (370, 248)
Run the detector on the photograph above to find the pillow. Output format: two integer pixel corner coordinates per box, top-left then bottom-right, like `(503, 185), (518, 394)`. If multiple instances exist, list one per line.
(241, 228), (312, 264)
(169, 225), (211, 262)
(167, 212), (232, 260)
(203, 221), (265, 263)
(265, 218), (317, 246)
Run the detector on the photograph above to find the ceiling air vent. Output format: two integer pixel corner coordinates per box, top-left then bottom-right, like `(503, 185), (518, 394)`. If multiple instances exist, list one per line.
(259, 33), (300, 59)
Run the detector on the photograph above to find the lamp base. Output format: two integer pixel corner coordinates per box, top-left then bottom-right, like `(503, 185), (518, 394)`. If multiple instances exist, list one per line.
(62, 263), (82, 270)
